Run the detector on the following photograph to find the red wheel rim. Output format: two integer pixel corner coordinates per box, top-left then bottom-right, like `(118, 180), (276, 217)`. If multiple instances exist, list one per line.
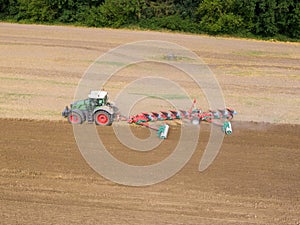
(70, 114), (79, 123)
(97, 114), (108, 124)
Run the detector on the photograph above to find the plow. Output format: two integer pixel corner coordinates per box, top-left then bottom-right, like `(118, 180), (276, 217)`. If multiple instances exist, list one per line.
(62, 90), (237, 139)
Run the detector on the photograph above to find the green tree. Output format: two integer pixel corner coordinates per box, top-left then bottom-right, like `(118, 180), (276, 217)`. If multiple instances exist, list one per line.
(196, 0), (243, 34)
(275, 0), (300, 38)
(233, 0), (300, 38)
(52, 0), (79, 23)
(99, 0), (147, 27)
(287, 1), (300, 38)
(146, 0), (176, 18)
(254, 0), (278, 36)
(173, 0), (202, 20)
(0, 0), (9, 15)
(16, 0), (56, 22)
(232, 0), (257, 33)
(0, 0), (298, 40)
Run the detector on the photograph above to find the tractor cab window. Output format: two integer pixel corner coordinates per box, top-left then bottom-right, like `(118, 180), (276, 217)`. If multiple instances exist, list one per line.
(87, 98), (103, 107)
(97, 99), (103, 106)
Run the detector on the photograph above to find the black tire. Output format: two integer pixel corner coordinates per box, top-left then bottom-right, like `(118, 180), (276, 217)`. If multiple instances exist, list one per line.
(191, 117), (200, 125)
(68, 111), (83, 124)
(94, 111), (113, 126)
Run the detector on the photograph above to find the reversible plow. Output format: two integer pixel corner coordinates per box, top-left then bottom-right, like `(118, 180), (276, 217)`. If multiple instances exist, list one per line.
(126, 101), (237, 138)
(62, 90), (237, 139)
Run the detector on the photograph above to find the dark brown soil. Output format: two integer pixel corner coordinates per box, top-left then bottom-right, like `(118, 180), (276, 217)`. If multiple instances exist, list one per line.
(0, 119), (299, 224)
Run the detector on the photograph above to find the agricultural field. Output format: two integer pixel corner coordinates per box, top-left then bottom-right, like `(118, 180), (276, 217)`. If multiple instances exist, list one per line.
(0, 23), (299, 224)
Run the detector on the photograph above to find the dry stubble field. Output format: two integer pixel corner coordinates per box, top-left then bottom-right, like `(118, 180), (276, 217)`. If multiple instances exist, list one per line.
(0, 23), (299, 224)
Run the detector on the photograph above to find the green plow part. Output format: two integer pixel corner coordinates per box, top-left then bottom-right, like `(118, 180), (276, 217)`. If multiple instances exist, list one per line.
(157, 124), (170, 139)
(222, 121), (232, 135)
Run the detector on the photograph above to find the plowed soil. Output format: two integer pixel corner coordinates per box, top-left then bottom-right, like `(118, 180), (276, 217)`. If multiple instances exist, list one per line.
(0, 119), (299, 225)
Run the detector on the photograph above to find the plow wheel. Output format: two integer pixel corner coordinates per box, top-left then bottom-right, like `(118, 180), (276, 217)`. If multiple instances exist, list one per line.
(191, 117), (200, 125)
(94, 111), (112, 126)
(68, 112), (83, 124)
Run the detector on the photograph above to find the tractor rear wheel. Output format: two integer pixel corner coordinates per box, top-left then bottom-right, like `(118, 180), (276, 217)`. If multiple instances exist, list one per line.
(94, 111), (112, 126)
(68, 111), (83, 124)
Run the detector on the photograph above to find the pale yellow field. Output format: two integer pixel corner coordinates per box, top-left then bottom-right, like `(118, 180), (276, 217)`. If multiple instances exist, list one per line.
(0, 23), (299, 123)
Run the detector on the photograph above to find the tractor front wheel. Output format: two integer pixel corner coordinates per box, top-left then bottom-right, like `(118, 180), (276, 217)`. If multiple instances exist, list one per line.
(94, 111), (112, 126)
(68, 112), (83, 124)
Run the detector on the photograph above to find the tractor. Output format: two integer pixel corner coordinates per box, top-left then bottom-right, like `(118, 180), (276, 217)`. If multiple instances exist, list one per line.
(62, 91), (119, 126)
(62, 92), (236, 136)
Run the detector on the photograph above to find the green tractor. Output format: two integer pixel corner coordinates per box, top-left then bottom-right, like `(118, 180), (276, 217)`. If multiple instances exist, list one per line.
(62, 91), (119, 126)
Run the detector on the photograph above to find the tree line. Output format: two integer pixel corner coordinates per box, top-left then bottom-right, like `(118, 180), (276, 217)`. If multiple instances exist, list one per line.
(0, 0), (299, 40)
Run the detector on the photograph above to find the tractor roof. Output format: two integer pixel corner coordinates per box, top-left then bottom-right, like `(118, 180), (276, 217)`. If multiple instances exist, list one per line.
(88, 91), (108, 99)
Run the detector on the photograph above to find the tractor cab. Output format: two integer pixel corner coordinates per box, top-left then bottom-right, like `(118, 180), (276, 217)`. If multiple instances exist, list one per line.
(88, 90), (108, 106)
